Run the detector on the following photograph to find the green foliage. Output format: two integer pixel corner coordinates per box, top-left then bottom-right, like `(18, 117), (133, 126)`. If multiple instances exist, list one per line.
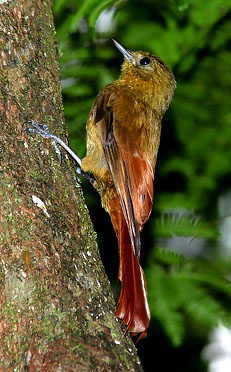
(88, 0), (116, 31)
(153, 210), (219, 239)
(146, 248), (230, 346)
(52, 0), (231, 355)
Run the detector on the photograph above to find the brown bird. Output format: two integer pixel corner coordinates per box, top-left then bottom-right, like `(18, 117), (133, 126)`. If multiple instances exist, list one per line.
(25, 39), (176, 339)
(81, 39), (176, 338)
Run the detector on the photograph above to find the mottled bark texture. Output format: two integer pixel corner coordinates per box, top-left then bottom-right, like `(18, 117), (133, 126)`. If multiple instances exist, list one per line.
(0, 1), (143, 371)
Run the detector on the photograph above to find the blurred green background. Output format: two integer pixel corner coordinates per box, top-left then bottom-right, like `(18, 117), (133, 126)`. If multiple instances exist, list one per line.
(52, 0), (231, 370)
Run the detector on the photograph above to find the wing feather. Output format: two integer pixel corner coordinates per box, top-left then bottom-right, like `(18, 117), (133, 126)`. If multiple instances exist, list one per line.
(93, 89), (154, 258)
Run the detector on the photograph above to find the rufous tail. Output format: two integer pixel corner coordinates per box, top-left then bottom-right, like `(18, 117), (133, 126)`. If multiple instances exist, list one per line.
(107, 192), (150, 339)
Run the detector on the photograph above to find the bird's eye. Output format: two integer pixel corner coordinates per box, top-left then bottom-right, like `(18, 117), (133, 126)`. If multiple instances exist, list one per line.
(140, 57), (151, 66)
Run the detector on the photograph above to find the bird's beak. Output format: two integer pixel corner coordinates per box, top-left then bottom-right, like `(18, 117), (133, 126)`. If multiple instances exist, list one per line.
(112, 38), (135, 65)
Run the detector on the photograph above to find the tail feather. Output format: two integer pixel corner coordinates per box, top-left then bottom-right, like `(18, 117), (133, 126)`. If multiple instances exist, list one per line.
(107, 192), (150, 338)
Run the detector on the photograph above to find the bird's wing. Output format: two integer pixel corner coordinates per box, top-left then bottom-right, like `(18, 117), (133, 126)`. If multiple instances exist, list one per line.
(93, 87), (154, 258)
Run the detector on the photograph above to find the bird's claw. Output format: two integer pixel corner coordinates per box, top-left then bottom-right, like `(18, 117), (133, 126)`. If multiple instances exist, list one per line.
(24, 120), (51, 138)
(23, 120), (62, 164)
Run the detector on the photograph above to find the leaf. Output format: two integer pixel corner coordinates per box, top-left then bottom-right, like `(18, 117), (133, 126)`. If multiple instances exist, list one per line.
(61, 0), (97, 34)
(146, 252), (231, 346)
(153, 211), (219, 239)
(89, 0), (115, 30)
(153, 247), (185, 265)
(147, 265), (185, 346)
(52, 0), (67, 14)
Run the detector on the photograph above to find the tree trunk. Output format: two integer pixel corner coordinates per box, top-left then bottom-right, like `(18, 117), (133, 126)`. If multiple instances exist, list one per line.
(0, 1), (143, 370)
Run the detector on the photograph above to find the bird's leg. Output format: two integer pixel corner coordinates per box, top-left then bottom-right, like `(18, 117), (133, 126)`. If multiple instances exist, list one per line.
(23, 121), (95, 185)
(76, 167), (95, 185)
(23, 120), (82, 166)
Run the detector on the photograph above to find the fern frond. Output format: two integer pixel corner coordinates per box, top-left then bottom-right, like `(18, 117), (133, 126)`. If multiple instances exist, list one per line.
(153, 247), (185, 265)
(146, 249), (231, 346)
(153, 211), (219, 239)
(147, 265), (185, 346)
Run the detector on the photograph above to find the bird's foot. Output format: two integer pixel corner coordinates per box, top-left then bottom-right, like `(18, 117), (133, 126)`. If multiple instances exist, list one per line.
(24, 120), (63, 164)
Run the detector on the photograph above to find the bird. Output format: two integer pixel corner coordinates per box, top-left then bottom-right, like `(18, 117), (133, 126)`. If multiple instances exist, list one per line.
(24, 38), (176, 340)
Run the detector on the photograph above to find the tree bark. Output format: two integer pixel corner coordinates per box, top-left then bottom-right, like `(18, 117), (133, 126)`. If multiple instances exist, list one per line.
(0, 1), (143, 371)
